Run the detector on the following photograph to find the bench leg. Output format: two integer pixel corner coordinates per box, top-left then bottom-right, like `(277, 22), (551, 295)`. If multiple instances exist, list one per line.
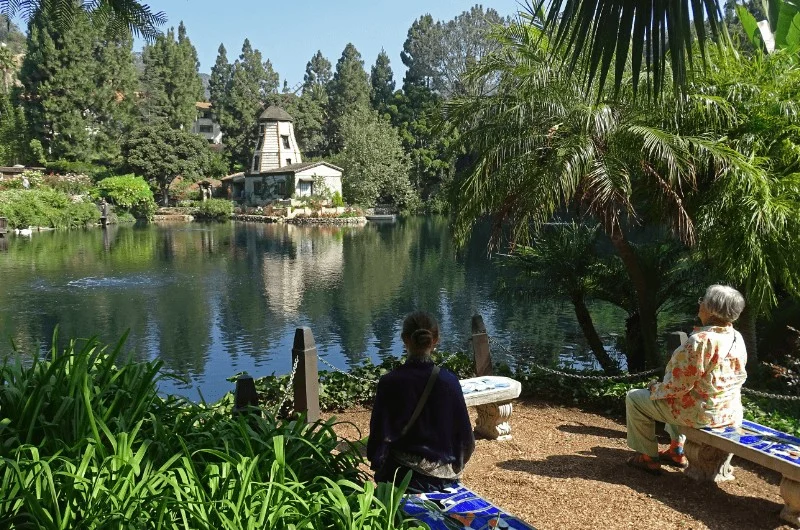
(780, 477), (800, 526)
(475, 401), (513, 441)
(684, 439), (735, 482)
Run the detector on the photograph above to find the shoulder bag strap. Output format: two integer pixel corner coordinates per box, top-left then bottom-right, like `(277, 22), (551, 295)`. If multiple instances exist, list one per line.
(400, 365), (441, 438)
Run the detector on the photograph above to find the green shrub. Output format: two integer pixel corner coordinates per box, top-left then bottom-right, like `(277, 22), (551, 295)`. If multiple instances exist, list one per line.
(93, 174), (157, 220)
(195, 198), (233, 221)
(332, 191), (345, 207)
(0, 333), (424, 529)
(0, 189), (100, 228)
(46, 159), (113, 180)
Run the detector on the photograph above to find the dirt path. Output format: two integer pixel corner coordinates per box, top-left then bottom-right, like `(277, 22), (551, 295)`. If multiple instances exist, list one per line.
(323, 399), (792, 530)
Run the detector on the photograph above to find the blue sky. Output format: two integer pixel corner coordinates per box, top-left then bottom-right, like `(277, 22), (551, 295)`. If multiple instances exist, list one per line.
(137, 0), (523, 87)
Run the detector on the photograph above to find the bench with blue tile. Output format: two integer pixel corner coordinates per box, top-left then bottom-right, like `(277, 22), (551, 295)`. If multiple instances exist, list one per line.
(682, 419), (800, 525)
(459, 376), (521, 440)
(402, 483), (536, 529)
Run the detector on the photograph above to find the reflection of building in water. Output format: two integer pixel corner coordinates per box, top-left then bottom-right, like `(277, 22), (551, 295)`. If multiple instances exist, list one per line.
(261, 225), (344, 316)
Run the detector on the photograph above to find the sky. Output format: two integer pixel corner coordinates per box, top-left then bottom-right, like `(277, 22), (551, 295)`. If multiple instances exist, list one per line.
(134, 0), (524, 88)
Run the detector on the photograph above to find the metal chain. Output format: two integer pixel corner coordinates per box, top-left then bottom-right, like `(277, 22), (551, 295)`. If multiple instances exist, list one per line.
(273, 355), (300, 416)
(318, 356), (378, 384)
(741, 387), (800, 401)
(488, 336), (661, 381)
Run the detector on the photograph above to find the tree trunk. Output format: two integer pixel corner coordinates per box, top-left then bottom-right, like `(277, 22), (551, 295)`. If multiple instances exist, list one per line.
(162, 186), (169, 207)
(571, 292), (620, 374)
(625, 312), (646, 373)
(609, 231), (662, 368)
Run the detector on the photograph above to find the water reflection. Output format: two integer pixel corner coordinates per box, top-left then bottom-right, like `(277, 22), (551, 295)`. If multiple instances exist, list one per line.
(0, 218), (632, 402)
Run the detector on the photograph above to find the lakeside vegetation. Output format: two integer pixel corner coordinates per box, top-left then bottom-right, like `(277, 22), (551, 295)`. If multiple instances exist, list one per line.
(0, 335), (424, 529)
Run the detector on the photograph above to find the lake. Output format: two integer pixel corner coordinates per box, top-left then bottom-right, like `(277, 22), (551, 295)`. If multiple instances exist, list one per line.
(0, 217), (631, 402)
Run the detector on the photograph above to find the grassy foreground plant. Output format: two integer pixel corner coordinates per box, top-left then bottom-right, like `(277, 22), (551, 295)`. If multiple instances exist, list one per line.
(0, 333), (425, 529)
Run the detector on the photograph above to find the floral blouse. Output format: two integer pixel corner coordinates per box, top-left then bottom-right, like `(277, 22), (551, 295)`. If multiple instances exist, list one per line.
(650, 325), (747, 428)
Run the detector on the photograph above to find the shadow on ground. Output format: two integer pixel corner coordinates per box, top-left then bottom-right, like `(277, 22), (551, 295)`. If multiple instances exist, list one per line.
(557, 423), (626, 439)
(498, 445), (786, 530)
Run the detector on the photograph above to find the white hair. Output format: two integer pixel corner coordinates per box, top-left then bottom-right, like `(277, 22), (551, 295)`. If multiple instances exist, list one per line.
(702, 284), (746, 322)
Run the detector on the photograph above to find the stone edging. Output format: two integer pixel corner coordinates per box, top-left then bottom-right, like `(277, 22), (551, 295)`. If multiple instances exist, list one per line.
(231, 214), (366, 225)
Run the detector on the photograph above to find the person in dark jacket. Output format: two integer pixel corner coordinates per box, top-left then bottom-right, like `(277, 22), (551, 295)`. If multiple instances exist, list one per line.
(367, 311), (475, 492)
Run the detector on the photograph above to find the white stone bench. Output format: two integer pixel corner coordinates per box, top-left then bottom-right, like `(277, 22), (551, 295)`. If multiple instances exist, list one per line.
(460, 376), (522, 441)
(682, 420), (800, 526)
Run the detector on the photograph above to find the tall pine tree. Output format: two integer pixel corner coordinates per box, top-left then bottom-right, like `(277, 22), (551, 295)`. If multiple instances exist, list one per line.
(140, 21), (203, 130)
(370, 49), (395, 117)
(20, 6), (137, 163)
(326, 43), (370, 154)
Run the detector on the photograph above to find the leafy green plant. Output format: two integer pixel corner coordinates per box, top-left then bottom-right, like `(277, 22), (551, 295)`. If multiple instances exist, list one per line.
(0, 188), (100, 228)
(332, 191), (345, 207)
(0, 332), (424, 529)
(92, 174), (157, 220)
(194, 198), (233, 221)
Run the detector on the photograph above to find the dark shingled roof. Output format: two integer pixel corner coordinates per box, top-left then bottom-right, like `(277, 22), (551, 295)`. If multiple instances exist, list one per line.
(259, 106), (294, 122)
(256, 161), (343, 175)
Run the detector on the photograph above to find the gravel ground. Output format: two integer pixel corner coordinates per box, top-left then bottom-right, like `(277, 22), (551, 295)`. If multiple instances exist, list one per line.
(323, 399), (793, 530)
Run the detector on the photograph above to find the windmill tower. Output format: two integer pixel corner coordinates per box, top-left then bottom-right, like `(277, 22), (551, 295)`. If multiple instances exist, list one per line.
(250, 106), (303, 173)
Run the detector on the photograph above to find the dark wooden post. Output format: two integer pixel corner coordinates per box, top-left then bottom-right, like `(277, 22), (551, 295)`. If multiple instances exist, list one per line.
(233, 374), (260, 416)
(292, 327), (320, 423)
(471, 314), (493, 376)
(100, 201), (109, 228)
(0, 217), (7, 238)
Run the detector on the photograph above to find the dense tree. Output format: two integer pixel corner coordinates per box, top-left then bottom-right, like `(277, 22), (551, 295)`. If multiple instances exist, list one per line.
(401, 14), (438, 89)
(326, 43), (371, 153)
(219, 39), (280, 170)
(336, 107), (416, 209)
(140, 22), (204, 130)
(444, 21), (793, 369)
(208, 43), (232, 163)
(0, 90), (29, 165)
(370, 49), (395, 116)
(283, 91), (327, 156)
(302, 50), (332, 95)
(20, 7), (137, 163)
(123, 121), (211, 205)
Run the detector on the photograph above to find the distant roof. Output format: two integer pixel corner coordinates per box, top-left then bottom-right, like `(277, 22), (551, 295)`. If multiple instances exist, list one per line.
(196, 102), (212, 109)
(259, 106), (294, 122)
(255, 161), (342, 175)
(221, 172), (245, 182)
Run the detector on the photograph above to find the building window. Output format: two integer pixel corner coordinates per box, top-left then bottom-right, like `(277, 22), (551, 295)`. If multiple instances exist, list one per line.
(278, 181), (286, 196)
(252, 156), (260, 172)
(298, 181), (312, 197)
(286, 158), (292, 166)
(281, 135), (290, 149)
(199, 125), (213, 133)
(253, 181), (263, 196)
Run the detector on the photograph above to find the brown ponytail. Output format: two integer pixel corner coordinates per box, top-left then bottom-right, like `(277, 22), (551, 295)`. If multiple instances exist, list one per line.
(401, 311), (440, 356)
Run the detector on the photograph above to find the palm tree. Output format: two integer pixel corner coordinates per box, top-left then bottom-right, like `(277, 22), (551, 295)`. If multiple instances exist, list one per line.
(445, 21), (757, 368)
(533, 0), (799, 97)
(0, 0), (164, 40)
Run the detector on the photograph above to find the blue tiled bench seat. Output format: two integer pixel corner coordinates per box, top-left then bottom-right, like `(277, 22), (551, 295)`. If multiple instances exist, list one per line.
(402, 483), (536, 529)
(682, 420), (800, 525)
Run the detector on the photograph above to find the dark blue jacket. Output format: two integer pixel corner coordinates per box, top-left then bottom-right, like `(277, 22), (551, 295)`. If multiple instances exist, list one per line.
(367, 361), (475, 474)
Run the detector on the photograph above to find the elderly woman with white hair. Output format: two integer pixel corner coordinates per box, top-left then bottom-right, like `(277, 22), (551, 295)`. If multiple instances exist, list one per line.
(625, 284), (748, 474)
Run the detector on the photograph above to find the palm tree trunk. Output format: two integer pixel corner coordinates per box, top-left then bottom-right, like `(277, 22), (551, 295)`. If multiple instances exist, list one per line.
(609, 231), (662, 369)
(570, 292), (620, 374)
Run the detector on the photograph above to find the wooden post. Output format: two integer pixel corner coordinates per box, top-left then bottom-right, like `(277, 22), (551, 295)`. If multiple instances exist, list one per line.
(0, 216), (7, 238)
(292, 327), (320, 423)
(233, 374), (260, 416)
(471, 314), (492, 376)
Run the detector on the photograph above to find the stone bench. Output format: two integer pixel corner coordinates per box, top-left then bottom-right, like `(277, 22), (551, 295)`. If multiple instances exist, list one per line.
(460, 376), (522, 441)
(682, 420), (800, 526)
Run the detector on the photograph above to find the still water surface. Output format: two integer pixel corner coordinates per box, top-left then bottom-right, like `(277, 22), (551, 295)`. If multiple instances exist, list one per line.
(0, 218), (629, 402)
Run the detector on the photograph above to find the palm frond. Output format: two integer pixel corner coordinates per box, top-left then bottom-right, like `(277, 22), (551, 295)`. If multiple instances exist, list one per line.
(530, 0), (731, 98)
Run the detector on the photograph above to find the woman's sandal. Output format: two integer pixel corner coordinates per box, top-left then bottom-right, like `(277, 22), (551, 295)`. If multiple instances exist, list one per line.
(627, 453), (662, 475)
